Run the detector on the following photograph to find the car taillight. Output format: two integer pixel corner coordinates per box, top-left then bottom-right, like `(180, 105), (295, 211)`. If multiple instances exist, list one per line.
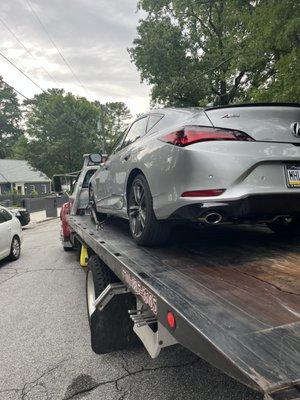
(167, 311), (176, 330)
(181, 189), (225, 197)
(160, 126), (254, 147)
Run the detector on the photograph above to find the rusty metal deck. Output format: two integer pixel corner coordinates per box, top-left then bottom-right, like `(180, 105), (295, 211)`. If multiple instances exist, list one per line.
(69, 216), (300, 398)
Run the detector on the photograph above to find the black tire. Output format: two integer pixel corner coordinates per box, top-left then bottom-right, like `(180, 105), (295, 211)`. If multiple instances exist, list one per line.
(267, 217), (300, 236)
(86, 255), (139, 354)
(128, 174), (170, 246)
(63, 246), (73, 252)
(89, 186), (106, 223)
(9, 236), (21, 261)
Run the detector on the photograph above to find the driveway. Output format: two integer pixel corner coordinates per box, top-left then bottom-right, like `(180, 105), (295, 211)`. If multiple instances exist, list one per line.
(0, 219), (260, 400)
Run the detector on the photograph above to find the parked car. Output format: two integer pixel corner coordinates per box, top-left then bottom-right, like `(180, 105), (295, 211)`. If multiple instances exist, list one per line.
(0, 206), (22, 261)
(89, 103), (300, 245)
(7, 207), (30, 227)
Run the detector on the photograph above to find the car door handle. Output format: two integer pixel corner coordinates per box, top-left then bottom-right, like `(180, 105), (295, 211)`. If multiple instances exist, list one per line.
(123, 154), (131, 161)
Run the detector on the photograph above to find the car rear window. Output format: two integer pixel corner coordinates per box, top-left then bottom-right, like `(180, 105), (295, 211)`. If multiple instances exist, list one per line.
(123, 117), (148, 146)
(147, 114), (163, 133)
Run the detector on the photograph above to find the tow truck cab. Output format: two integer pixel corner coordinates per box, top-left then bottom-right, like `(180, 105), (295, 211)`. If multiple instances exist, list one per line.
(55, 154), (102, 250)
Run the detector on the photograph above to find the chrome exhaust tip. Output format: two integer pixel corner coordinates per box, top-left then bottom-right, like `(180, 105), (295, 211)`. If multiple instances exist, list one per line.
(199, 212), (223, 225)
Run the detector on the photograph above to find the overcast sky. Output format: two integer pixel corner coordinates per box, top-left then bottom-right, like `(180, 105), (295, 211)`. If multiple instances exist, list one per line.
(0, 0), (150, 116)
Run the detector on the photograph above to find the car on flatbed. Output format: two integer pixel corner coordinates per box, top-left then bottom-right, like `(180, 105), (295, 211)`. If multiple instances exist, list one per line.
(89, 103), (300, 245)
(56, 126), (300, 400)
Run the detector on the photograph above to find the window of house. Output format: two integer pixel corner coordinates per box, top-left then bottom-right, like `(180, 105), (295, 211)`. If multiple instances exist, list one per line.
(41, 184), (47, 194)
(29, 185), (35, 193)
(147, 114), (164, 133)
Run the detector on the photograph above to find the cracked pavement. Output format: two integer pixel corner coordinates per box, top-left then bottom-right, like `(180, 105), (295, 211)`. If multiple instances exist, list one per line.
(0, 219), (261, 400)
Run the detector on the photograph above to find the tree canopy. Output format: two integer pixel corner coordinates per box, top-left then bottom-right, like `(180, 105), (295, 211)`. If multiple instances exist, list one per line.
(94, 101), (132, 154)
(129, 0), (300, 106)
(0, 77), (23, 158)
(12, 89), (131, 177)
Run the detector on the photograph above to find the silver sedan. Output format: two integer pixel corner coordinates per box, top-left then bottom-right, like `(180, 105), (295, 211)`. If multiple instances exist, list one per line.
(89, 104), (300, 245)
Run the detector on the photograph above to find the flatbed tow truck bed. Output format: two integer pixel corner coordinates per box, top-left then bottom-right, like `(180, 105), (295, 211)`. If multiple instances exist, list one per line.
(69, 215), (300, 399)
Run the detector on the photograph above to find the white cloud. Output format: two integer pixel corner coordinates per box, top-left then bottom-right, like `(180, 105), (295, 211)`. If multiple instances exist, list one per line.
(0, 0), (150, 116)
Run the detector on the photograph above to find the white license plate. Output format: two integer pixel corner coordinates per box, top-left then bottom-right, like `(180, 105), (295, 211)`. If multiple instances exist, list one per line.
(286, 165), (300, 188)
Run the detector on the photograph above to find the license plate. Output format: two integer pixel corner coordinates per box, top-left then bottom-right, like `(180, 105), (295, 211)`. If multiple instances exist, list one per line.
(286, 165), (300, 188)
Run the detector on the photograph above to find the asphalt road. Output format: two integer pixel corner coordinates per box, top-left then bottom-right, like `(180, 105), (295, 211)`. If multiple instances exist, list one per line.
(0, 219), (261, 400)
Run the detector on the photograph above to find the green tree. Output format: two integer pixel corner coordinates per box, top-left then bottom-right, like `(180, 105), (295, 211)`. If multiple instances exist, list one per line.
(17, 89), (100, 177)
(0, 77), (22, 158)
(129, 0), (300, 106)
(94, 101), (132, 153)
(246, 0), (300, 102)
(14, 90), (132, 177)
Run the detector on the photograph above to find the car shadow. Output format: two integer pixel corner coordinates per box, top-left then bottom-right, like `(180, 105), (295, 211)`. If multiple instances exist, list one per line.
(168, 222), (300, 267)
(0, 256), (13, 268)
(105, 216), (300, 267)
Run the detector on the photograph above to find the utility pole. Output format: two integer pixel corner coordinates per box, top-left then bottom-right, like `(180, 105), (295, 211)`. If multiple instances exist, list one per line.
(97, 104), (106, 154)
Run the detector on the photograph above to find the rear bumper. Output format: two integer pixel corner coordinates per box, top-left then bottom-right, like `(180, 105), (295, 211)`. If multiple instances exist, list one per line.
(170, 193), (300, 221)
(150, 140), (300, 219)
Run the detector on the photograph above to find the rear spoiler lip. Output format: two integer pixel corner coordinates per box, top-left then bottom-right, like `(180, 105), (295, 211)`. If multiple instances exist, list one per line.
(205, 102), (300, 111)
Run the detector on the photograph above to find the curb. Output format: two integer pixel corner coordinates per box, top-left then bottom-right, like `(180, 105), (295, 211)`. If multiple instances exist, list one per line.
(33, 216), (60, 224)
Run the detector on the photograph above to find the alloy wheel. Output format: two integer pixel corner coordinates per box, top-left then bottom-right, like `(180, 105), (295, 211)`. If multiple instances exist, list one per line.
(12, 237), (20, 258)
(129, 182), (146, 238)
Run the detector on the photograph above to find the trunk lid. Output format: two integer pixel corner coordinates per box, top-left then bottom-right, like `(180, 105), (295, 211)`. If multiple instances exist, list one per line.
(205, 104), (300, 143)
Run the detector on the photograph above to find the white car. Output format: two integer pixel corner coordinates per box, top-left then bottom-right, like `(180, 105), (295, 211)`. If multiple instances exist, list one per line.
(0, 206), (22, 262)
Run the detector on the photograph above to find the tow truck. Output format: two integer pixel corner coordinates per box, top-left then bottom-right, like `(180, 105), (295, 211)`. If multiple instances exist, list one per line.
(54, 153), (102, 250)
(57, 154), (300, 400)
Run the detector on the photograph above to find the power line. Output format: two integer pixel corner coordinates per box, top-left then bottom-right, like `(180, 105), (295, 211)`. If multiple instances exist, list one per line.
(176, 55), (235, 91)
(0, 50), (99, 139)
(0, 51), (45, 93)
(1, 78), (30, 100)
(0, 53), (97, 136)
(0, 16), (60, 87)
(1, 71), (98, 143)
(26, 0), (92, 98)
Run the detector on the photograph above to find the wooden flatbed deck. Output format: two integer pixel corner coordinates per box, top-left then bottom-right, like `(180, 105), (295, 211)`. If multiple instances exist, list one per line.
(69, 215), (300, 398)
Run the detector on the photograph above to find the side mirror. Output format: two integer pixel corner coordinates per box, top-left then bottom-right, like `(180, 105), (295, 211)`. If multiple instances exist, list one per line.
(89, 153), (102, 164)
(52, 175), (62, 193)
